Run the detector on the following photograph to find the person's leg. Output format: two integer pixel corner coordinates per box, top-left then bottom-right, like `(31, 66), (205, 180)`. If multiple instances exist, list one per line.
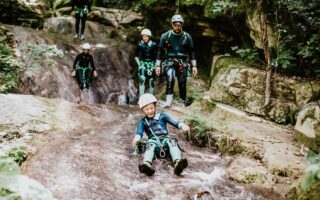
(84, 67), (92, 89)
(166, 138), (182, 162)
(138, 68), (147, 96)
(166, 138), (188, 175)
(76, 67), (84, 90)
(163, 66), (176, 107)
(146, 61), (155, 95)
(142, 142), (156, 164)
(75, 14), (80, 38)
(177, 64), (188, 104)
(80, 14), (87, 40)
(139, 141), (157, 176)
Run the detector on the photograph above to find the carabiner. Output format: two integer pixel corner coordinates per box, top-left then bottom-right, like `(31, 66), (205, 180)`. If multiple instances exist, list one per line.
(159, 149), (166, 158)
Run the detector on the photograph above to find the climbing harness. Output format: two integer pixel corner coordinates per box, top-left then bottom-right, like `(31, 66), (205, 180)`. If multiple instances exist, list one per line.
(165, 30), (188, 50)
(144, 118), (166, 158)
(76, 65), (91, 89)
(75, 6), (88, 18)
(139, 61), (155, 76)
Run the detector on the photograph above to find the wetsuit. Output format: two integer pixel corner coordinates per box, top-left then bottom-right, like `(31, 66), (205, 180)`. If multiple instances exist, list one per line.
(157, 29), (197, 102)
(135, 40), (158, 96)
(73, 52), (95, 90)
(72, 0), (91, 36)
(135, 112), (183, 164)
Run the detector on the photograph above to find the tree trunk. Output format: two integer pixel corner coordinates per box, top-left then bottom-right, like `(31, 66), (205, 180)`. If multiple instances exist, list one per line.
(258, 0), (272, 106)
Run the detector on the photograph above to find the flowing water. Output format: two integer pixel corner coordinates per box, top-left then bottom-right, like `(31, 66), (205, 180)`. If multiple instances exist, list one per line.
(23, 106), (275, 200)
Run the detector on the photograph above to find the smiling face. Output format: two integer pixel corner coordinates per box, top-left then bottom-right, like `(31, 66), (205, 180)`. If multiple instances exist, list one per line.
(172, 22), (182, 33)
(142, 103), (156, 118)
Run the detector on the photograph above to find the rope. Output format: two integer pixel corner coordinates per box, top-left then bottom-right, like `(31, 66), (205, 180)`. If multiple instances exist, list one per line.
(145, 119), (166, 158)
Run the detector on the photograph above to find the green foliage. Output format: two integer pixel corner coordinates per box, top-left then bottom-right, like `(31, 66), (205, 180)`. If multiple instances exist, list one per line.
(21, 44), (63, 76)
(301, 151), (320, 190)
(0, 188), (15, 197)
(271, 0), (320, 76)
(8, 148), (28, 166)
(185, 114), (212, 147)
(231, 46), (259, 64)
(209, 0), (238, 16)
(0, 34), (23, 93)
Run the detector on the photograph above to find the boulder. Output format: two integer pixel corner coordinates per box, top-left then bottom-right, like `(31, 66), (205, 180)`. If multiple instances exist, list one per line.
(56, 7), (143, 28)
(227, 156), (268, 184)
(209, 56), (320, 123)
(246, 10), (277, 49)
(294, 102), (320, 152)
(44, 16), (110, 37)
(0, 0), (44, 28)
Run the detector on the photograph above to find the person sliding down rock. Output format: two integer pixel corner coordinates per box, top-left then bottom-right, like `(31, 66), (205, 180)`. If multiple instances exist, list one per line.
(71, 43), (97, 90)
(71, 0), (91, 40)
(155, 14), (198, 107)
(131, 93), (190, 176)
(135, 29), (158, 97)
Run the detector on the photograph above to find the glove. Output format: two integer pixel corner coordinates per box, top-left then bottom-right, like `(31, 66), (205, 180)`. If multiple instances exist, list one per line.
(180, 123), (190, 132)
(155, 66), (161, 76)
(93, 70), (98, 77)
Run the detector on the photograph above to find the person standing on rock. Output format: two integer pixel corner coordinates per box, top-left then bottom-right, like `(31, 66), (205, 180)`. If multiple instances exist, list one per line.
(71, 0), (91, 40)
(155, 14), (198, 107)
(135, 29), (158, 96)
(132, 93), (190, 176)
(71, 43), (97, 90)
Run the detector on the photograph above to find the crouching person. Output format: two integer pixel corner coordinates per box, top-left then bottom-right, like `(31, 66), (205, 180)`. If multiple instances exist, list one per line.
(132, 93), (190, 176)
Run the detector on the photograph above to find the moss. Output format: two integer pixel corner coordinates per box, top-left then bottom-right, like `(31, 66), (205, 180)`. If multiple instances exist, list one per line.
(197, 98), (217, 112)
(287, 182), (320, 200)
(217, 135), (246, 155)
(236, 172), (265, 184)
(294, 130), (320, 153)
(271, 167), (294, 177)
(3, 130), (21, 140)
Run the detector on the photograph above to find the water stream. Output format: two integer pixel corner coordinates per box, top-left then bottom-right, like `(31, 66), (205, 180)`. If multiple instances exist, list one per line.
(24, 107), (271, 200)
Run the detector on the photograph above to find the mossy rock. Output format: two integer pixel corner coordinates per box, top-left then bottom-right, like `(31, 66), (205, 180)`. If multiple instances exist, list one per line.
(287, 182), (320, 200)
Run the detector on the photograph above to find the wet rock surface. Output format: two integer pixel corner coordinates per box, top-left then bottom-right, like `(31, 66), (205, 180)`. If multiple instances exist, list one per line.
(294, 102), (320, 152)
(1, 94), (278, 199)
(12, 24), (136, 104)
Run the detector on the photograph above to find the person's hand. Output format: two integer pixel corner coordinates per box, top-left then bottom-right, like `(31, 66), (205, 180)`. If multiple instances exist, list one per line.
(93, 70), (98, 77)
(155, 66), (161, 76)
(71, 70), (76, 77)
(192, 67), (198, 76)
(180, 123), (190, 132)
(71, 11), (75, 17)
(132, 138), (140, 148)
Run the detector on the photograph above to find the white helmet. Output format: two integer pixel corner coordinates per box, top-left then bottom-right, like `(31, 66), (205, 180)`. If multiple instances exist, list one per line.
(171, 14), (184, 25)
(138, 93), (157, 109)
(140, 28), (152, 37)
(82, 43), (91, 50)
